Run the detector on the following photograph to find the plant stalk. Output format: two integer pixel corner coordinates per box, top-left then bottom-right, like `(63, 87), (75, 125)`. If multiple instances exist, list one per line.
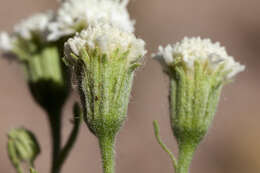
(47, 109), (62, 173)
(98, 135), (116, 173)
(176, 142), (197, 173)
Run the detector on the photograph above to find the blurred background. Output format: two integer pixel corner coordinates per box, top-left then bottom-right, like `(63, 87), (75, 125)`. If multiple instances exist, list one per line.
(0, 0), (259, 173)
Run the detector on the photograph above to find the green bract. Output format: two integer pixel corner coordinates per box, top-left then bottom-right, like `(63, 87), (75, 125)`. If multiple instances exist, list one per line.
(0, 12), (69, 112)
(170, 60), (224, 145)
(65, 47), (140, 137)
(64, 23), (146, 138)
(20, 44), (67, 111)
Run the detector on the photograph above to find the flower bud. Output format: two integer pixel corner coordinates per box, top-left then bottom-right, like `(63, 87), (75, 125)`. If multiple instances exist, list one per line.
(154, 37), (244, 144)
(7, 128), (40, 166)
(64, 22), (146, 137)
(153, 37), (245, 173)
(0, 12), (69, 111)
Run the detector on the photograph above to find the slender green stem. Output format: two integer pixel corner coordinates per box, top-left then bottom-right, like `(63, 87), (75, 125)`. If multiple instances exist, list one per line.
(153, 120), (177, 170)
(47, 109), (62, 173)
(98, 135), (116, 173)
(176, 142), (197, 173)
(56, 103), (82, 172)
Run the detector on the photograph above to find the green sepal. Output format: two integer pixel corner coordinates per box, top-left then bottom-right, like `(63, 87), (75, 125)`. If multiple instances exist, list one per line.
(67, 48), (137, 138)
(165, 60), (225, 173)
(170, 60), (223, 144)
(8, 36), (69, 112)
(27, 46), (69, 112)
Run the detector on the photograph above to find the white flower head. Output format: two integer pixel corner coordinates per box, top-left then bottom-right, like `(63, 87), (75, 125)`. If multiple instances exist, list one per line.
(48, 0), (134, 41)
(65, 22), (146, 64)
(13, 11), (53, 41)
(154, 37), (245, 79)
(0, 32), (15, 52)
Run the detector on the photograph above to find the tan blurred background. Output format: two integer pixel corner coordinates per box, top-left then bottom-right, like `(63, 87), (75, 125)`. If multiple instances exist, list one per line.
(0, 0), (259, 173)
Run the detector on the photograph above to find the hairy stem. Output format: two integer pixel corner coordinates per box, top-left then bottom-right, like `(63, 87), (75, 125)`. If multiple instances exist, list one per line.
(153, 120), (177, 170)
(176, 142), (197, 173)
(98, 135), (116, 173)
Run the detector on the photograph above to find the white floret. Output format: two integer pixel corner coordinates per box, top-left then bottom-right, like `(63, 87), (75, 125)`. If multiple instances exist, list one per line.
(14, 12), (53, 40)
(48, 0), (134, 41)
(0, 32), (14, 52)
(154, 37), (245, 79)
(64, 22), (146, 63)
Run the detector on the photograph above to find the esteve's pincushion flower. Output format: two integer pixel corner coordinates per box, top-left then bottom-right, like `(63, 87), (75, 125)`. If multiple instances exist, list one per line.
(153, 37), (245, 173)
(0, 12), (68, 111)
(0, 10), (78, 173)
(64, 22), (146, 173)
(48, 0), (134, 41)
(64, 22), (146, 135)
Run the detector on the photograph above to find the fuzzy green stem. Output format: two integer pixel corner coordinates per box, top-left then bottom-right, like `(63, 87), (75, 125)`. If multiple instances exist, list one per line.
(176, 142), (197, 173)
(98, 135), (116, 173)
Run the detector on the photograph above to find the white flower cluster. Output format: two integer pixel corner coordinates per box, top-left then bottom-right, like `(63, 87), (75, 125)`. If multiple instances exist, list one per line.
(154, 37), (245, 79)
(48, 0), (134, 41)
(65, 23), (146, 63)
(14, 12), (53, 40)
(0, 11), (53, 52)
(0, 0), (134, 53)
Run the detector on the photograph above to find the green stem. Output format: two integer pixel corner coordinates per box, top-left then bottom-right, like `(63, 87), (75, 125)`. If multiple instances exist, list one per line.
(153, 120), (177, 170)
(47, 109), (62, 173)
(56, 103), (82, 172)
(176, 142), (197, 173)
(98, 135), (116, 173)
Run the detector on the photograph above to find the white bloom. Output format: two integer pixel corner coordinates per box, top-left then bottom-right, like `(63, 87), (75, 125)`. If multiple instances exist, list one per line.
(0, 32), (14, 51)
(48, 0), (134, 41)
(14, 12), (53, 40)
(154, 37), (245, 79)
(65, 22), (146, 63)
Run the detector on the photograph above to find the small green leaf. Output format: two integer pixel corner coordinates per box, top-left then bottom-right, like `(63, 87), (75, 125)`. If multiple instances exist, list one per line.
(128, 63), (141, 72)
(7, 128), (40, 166)
(30, 168), (38, 173)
